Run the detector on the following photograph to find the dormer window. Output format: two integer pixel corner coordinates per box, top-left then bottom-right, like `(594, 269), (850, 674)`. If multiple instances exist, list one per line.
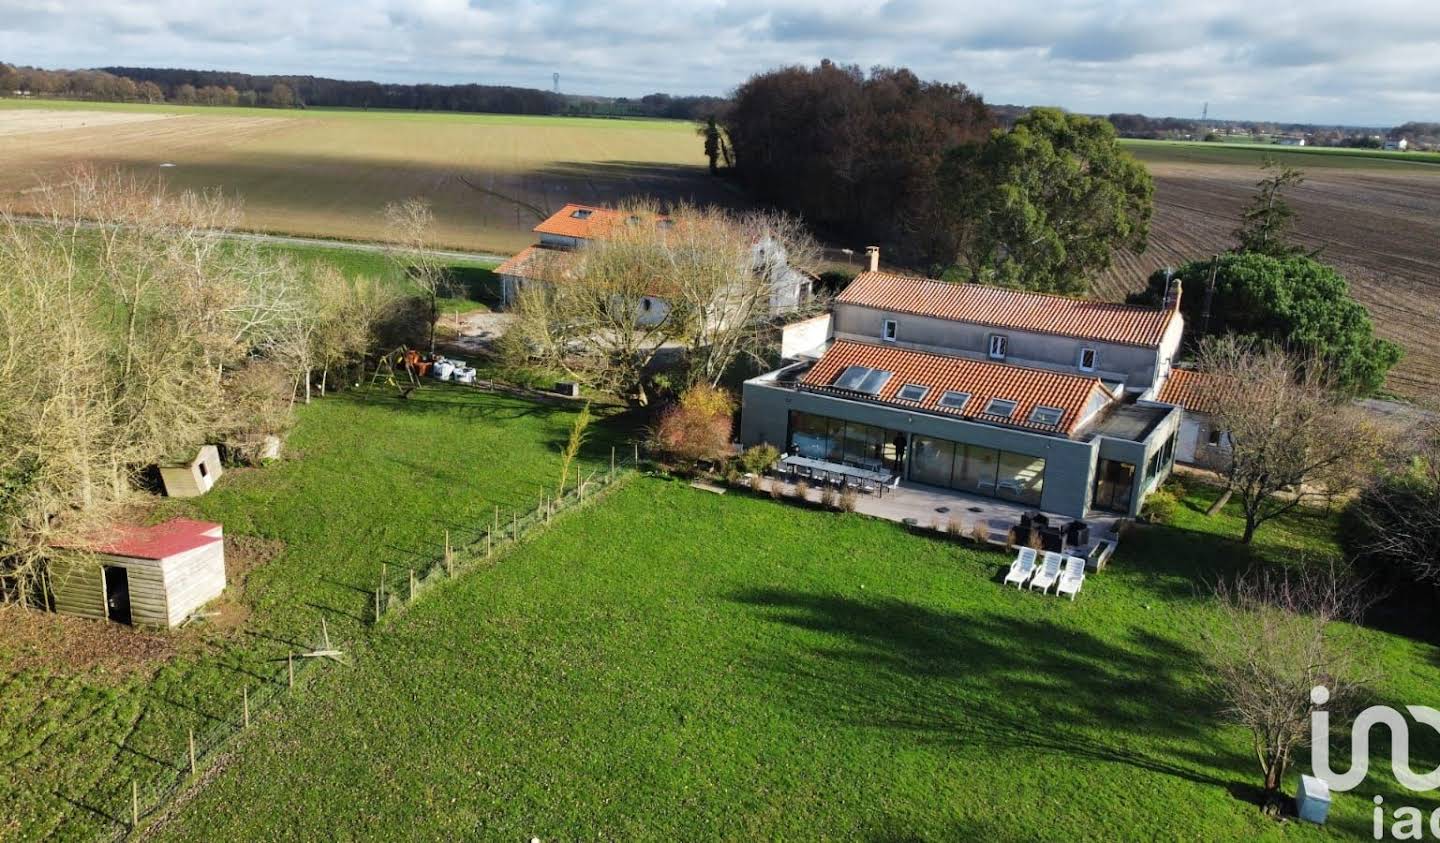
(1028, 406), (1064, 427)
(882, 319), (898, 342)
(1078, 347), (1097, 372)
(570, 209), (593, 220)
(895, 384), (929, 402)
(984, 398), (1017, 418)
(988, 334), (1008, 360)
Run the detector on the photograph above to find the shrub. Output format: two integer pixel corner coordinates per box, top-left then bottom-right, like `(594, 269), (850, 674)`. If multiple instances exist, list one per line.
(749, 474), (766, 494)
(723, 464), (742, 486)
(794, 479), (811, 501)
(768, 479), (784, 500)
(819, 486), (838, 510)
(947, 518), (964, 538)
(1142, 488), (1180, 524)
(740, 443), (780, 476)
(647, 384), (735, 472)
(838, 488), (858, 512)
(969, 521), (990, 544)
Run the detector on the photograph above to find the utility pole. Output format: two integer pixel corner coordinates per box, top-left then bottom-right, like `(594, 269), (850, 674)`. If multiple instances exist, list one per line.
(1201, 255), (1220, 335)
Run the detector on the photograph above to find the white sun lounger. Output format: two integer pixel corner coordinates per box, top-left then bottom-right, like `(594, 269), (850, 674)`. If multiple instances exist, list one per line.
(1003, 546), (1038, 588)
(1056, 555), (1087, 601)
(1029, 551), (1063, 593)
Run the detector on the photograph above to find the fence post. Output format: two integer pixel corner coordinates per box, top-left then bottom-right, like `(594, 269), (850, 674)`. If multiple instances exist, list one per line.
(132, 780), (139, 829)
(494, 505), (499, 536)
(445, 530), (453, 576)
(487, 531), (492, 559)
(243, 687), (250, 729)
(634, 442), (639, 465)
(611, 446), (616, 475)
(380, 563), (387, 607)
(410, 567), (416, 601)
(288, 653), (294, 688)
(513, 509), (517, 538)
(188, 728), (196, 776)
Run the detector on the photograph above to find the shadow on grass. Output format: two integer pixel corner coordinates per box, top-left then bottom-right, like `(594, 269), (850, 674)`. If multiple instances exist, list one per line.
(731, 588), (1242, 791)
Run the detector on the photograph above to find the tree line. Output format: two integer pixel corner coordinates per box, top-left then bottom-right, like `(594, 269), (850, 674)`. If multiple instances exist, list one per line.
(0, 169), (438, 606)
(0, 62), (727, 120)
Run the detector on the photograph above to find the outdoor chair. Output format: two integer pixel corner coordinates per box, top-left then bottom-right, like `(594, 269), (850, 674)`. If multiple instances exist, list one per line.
(858, 479), (877, 495)
(1003, 547), (1038, 588)
(1056, 556), (1087, 601)
(1029, 551), (1063, 593)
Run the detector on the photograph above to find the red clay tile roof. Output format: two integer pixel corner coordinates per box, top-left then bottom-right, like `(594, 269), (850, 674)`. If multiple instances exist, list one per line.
(837, 271), (1178, 348)
(62, 518), (222, 561)
(495, 244), (569, 280)
(532, 203), (626, 240)
(1157, 368), (1227, 415)
(800, 340), (1111, 436)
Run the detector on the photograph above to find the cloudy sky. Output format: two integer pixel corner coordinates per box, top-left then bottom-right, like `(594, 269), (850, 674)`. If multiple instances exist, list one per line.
(3, 0), (1438, 125)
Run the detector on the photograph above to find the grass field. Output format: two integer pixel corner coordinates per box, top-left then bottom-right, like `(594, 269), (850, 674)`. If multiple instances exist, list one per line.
(1107, 140), (1440, 399)
(0, 385), (624, 841)
(139, 475), (1440, 841)
(0, 98), (734, 255)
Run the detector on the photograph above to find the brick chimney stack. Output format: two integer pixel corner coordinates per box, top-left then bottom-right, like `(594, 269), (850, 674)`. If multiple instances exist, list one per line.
(866, 246), (879, 273)
(1164, 275), (1184, 311)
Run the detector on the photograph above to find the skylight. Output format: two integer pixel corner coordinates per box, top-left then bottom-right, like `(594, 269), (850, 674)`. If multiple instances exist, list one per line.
(938, 390), (971, 411)
(895, 384), (929, 402)
(984, 398), (1018, 418)
(832, 365), (894, 395)
(570, 209), (593, 220)
(1028, 406), (1064, 426)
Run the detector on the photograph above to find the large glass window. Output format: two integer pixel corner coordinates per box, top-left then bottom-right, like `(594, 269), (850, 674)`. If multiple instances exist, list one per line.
(788, 412), (894, 468)
(996, 451), (1046, 506)
(841, 421), (885, 466)
(910, 436), (956, 487)
(789, 412), (832, 459)
(956, 444), (1001, 495)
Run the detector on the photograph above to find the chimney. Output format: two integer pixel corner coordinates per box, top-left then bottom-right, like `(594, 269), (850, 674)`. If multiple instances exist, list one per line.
(865, 246), (879, 273)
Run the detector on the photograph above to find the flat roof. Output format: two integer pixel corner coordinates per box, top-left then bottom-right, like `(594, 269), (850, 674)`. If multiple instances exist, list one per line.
(1081, 403), (1173, 443)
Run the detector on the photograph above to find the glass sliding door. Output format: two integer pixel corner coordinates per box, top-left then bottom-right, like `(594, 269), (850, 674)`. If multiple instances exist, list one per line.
(909, 435), (956, 487)
(789, 412), (831, 459)
(1092, 459), (1135, 513)
(841, 421), (885, 467)
(955, 444), (1000, 496)
(996, 451), (1046, 506)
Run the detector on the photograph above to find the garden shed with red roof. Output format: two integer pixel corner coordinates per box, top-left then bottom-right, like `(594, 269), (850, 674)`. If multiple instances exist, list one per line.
(50, 519), (226, 627)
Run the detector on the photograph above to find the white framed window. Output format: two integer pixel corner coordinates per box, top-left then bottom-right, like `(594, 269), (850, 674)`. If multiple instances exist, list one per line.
(896, 384), (929, 402)
(1028, 406), (1064, 427)
(882, 319), (898, 342)
(984, 398), (1017, 418)
(1078, 347), (1097, 372)
(938, 390), (971, 411)
(988, 334), (1008, 360)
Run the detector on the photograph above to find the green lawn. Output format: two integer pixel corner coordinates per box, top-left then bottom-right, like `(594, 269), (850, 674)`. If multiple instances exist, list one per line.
(261, 241), (500, 313)
(148, 474), (1440, 841)
(0, 386), (623, 841)
(1122, 137), (1440, 170)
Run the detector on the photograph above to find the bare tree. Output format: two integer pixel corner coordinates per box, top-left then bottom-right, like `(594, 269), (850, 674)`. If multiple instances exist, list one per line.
(1201, 561), (1372, 813)
(1197, 336), (1383, 543)
(503, 200), (819, 404)
(383, 198), (449, 354)
(1355, 418), (1440, 585)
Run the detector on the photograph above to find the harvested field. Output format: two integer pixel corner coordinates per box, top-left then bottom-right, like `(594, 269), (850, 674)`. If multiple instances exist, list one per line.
(0, 107), (177, 137)
(0, 100), (734, 255)
(1107, 141), (1440, 398)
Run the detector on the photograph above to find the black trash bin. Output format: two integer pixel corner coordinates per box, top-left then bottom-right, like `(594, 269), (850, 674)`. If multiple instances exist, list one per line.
(1011, 524), (1032, 547)
(1031, 512), (1050, 530)
(1066, 520), (1090, 547)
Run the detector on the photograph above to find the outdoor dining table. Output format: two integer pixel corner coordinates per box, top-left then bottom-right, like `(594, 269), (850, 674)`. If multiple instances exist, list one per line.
(779, 455), (897, 496)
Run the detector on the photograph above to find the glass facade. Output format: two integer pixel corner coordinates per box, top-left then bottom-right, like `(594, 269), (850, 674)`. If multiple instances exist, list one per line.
(891, 432), (1046, 506)
(787, 412), (897, 469)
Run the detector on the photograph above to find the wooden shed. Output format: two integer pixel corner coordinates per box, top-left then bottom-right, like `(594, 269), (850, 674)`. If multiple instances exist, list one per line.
(51, 519), (226, 627)
(158, 445), (223, 498)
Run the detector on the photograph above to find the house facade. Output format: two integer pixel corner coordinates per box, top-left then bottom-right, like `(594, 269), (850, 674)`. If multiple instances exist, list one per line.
(740, 267), (1186, 519)
(496, 203), (812, 322)
(1156, 367), (1232, 470)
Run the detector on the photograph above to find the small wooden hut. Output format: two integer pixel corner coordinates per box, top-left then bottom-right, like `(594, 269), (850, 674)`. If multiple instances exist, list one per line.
(158, 445), (223, 498)
(51, 519), (226, 627)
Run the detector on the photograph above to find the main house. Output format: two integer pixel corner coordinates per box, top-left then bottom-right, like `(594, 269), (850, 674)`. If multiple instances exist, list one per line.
(741, 259), (1189, 520)
(496, 203), (812, 323)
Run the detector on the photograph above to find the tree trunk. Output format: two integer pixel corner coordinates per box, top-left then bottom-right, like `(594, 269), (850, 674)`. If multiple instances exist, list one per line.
(1241, 515), (1258, 544)
(1205, 488), (1232, 517)
(304, 370), (312, 405)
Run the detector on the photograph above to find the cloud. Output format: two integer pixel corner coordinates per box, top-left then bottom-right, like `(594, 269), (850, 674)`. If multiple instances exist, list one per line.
(0, 0), (1437, 124)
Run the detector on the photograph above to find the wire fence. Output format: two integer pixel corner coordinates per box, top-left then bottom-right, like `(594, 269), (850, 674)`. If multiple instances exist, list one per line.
(83, 445), (643, 839)
(370, 446), (642, 623)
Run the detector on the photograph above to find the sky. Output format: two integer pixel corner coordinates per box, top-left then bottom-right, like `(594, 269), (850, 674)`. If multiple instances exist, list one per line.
(3, 0), (1438, 126)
